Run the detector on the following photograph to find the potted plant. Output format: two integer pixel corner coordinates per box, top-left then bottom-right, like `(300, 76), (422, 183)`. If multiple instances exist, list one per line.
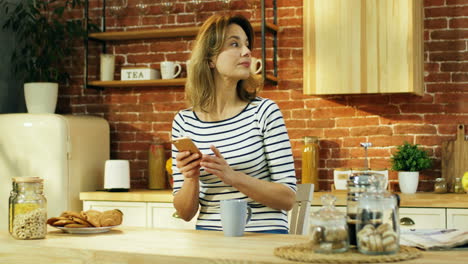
(390, 141), (432, 194)
(0, 0), (97, 113)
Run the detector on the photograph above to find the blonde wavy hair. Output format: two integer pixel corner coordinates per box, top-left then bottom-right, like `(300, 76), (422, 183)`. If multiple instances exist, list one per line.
(185, 14), (262, 113)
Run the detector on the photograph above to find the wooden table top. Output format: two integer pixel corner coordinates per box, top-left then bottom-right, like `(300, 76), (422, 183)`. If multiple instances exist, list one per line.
(1, 227), (467, 264)
(80, 190), (468, 208)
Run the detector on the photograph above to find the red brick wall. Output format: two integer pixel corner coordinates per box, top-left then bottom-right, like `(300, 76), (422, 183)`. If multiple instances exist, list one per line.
(59, 0), (468, 191)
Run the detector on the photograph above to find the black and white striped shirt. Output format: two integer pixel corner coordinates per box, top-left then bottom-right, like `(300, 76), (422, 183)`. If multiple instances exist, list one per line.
(171, 97), (297, 232)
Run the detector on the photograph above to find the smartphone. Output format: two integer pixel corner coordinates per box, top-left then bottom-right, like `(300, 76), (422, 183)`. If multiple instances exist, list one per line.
(172, 137), (201, 155)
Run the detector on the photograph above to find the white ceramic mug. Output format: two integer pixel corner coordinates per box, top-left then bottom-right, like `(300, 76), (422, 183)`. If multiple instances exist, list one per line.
(250, 57), (263, 74)
(220, 199), (252, 237)
(100, 54), (115, 81)
(161, 61), (182, 79)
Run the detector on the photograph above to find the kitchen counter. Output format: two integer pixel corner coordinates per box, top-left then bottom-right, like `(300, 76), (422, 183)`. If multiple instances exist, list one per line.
(1, 227), (467, 264)
(80, 190), (468, 208)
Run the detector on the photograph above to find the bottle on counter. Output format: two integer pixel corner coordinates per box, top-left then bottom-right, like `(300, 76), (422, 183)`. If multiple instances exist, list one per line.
(302, 136), (319, 191)
(148, 138), (167, 189)
(9, 177), (47, 240)
(356, 174), (399, 255)
(453, 177), (465, 194)
(309, 194), (349, 253)
(434, 178), (447, 194)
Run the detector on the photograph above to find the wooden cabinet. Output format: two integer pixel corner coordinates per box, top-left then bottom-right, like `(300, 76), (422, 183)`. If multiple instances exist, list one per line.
(83, 201), (147, 227)
(147, 202), (197, 229)
(310, 206), (447, 232)
(446, 209), (468, 229)
(399, 208), (446, 229)
(83, 200), (196, 229)
(303, 0), (424, 95)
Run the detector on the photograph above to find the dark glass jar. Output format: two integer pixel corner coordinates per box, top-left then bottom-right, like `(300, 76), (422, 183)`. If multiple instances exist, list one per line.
(346, 172), (373, 245)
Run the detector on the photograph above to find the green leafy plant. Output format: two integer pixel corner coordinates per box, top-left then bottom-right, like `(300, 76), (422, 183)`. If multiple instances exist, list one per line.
(390, 141), (432, 172)
(0, 0), (98, 83)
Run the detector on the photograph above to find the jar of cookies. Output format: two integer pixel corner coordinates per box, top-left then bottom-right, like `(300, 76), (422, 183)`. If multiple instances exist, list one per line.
(356, 174), (399, 255)
(9, 177), (47, 240)
(309, 194), (349, 253)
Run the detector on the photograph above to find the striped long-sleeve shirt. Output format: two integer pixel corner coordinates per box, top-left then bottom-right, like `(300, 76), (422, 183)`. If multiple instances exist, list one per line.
(171, 97), (297, 232)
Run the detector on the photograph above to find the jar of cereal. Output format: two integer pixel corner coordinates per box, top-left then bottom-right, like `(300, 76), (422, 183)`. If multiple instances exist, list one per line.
(9, 177), (47, 240)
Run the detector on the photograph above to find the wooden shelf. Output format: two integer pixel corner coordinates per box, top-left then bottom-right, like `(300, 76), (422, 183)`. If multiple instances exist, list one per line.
(87, 74), (278, 88)
(88, 22), (278, 41)
(88, 79), (186, 88)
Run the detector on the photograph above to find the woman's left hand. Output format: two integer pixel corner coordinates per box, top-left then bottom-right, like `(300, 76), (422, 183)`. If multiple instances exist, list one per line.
(200, 145), (237, 185)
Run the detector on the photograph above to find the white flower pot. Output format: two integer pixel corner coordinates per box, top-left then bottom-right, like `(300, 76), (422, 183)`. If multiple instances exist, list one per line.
(24, 82), (58, 113)
(398, 171), (419, 194)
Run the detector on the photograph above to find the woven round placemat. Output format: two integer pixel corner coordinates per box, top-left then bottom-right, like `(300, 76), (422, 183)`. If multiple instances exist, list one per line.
(274, 243), (422, 263)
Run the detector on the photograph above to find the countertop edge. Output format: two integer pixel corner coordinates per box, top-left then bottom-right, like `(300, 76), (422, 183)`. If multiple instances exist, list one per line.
(79, 190), (468, 208)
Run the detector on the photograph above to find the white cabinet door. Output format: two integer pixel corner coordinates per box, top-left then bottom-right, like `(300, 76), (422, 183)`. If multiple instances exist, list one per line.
(447, 209), (468, 229)
(399, 208), (446, 229)
(147, 202), (197, 230)
(83, 201), (147, 227)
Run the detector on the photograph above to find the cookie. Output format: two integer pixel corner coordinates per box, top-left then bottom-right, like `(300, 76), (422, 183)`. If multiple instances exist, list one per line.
(83, 210), (103, 227)
(99, 209), (123, 227)
(47, 217), (65, 225)
(60, 211), (82, 219)
(64, 223), (89, 228)
(52, 219), (75, 226)
(72, 217), (92, 227)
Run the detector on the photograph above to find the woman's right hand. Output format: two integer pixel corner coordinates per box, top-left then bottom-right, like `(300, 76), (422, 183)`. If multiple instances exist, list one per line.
(175, 151), (201, 179)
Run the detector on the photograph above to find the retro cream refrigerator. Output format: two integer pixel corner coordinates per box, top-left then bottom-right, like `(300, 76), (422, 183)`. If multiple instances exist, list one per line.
(0, 114), (109, 230)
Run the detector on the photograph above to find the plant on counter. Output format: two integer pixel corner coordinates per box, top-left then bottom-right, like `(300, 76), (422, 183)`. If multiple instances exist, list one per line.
(391, 141), (432, 194)
(0, 0), (98, 83)
(390, 141), (432, 172)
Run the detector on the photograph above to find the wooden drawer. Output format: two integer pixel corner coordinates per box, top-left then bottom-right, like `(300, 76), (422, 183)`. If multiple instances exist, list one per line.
(446, 209), (468, 229)
(83, 201), (147, 227)
(399, 208), (446, 229)
(147, 202), (197, 230)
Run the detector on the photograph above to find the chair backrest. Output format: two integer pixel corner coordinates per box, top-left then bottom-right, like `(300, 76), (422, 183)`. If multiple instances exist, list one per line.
(289, 183), (314, 235)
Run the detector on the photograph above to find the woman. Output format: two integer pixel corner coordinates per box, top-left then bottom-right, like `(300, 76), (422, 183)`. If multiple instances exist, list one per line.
(171, 14), (297, 234)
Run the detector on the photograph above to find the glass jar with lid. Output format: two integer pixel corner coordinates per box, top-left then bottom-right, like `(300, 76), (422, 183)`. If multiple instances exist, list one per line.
(356, 174), (399, 255)
(346, 171), (373, 245)
(309, 194), (349, 253)
(9, 177), (47, 240)
(434, 178), (447, 194)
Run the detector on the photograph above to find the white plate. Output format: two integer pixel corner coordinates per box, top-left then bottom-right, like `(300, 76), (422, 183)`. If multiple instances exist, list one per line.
(52, 225), (120, 234)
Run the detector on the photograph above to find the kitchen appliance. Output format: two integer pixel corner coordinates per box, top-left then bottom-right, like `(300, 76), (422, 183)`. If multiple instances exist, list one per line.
(442, 124), (468, 192)
(0, 114), (109, 231)
(104, 160), (130, 191)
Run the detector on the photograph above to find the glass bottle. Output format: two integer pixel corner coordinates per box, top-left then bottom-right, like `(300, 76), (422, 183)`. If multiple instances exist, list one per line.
(453, 177), (465, 194)
(148, 139), (167, 189)
(309, 194), (349, 253)
(434, 178), (447, 194)
(356, 174), (399, 255)
(9, 177), (47, 240)
(302, 136), (319, 191)
(346, 171), (372, 245)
